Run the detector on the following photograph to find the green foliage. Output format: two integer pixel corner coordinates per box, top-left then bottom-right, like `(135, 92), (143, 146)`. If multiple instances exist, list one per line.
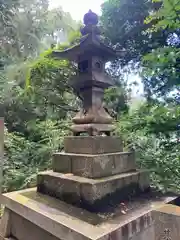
(101, 0), (179, 101)
(118, 103), (180, 135)
(143, 47), (180, 98)
(1, 0), (79, 133)
(68, 30), (82, 45)
(0, 0), (79, 65)
(142, 0), (180, 100)
(3, 120), (69, 192)
(101, 0), (167, 67)
(0, 0), (19, 66)
(104, 86), (129, 118)
(0, 0), (79, 194)
(116, 103), (180, 192)
(145, 0), (180, 31)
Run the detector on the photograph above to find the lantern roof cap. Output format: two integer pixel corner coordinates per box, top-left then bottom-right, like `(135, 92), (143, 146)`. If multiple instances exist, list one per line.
(52, 34), (121, 61)
(83, 9), (98, 26)
(52, 10), (125, 62)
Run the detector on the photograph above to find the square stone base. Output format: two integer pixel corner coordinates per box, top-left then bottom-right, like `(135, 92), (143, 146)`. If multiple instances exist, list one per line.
(0, 188), (179, 240)
(52, 152), (136, 178)
(64, 136), (123, 154)
(37, 170), (149, 212)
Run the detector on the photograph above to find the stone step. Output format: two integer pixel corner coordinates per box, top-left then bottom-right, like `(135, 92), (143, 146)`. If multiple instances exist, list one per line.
(52, 152), (136, 178)
(64, 136), (123, 154)
(37, 170), (150, 212)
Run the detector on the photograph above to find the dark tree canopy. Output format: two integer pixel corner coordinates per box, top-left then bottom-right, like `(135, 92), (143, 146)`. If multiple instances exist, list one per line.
(101, 0), (168, 66)
(101, 0), (180, 100)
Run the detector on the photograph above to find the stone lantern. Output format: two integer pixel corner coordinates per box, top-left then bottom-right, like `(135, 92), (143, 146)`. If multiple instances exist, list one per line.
(52, 10), (118, 136)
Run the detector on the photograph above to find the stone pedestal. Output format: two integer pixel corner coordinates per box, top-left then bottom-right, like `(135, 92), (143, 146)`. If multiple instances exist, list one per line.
(37, 136), (150, 212)
(1, 135), (180, 240)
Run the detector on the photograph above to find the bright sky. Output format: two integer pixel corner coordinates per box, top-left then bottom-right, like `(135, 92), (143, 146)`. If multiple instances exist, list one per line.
(49, 0), (105, 20)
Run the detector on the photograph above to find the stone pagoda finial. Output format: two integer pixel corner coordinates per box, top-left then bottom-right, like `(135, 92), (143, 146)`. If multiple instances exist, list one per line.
(83, 9), (98, 25)
(81, 9), (100, 36)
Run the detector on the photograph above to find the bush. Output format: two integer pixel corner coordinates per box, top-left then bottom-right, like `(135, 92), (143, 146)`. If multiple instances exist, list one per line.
(115, 103), (180, 193)
(3, 120), (69, 192)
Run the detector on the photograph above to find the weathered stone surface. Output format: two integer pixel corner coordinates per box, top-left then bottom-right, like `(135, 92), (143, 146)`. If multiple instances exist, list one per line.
(152, 204), (180, 240)
(11, 212), (59, 240)
(64, 136), (123, 154)
(1, 189), (178, 240)
(52, 154), (71, 173)
(70, 123), (115, 136)
(0, 208), (11, 238)
(109, 212), (154, 240)
(52, 152), (136, 178)
(37, 173), (81, 204)
(37, 170), (150, 212)
(128, 225), (155, 240)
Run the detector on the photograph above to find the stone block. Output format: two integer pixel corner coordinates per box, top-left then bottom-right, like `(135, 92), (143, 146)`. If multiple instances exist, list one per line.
(37, 173), (81, 204)
(109, 212), (154, 240)
(52, 152), (136, 178)
(0, 208), (11, 237)
(37, 170), (150, 212)
(52, 154), (71, 173)
(152, 204), (180, 240)
(11, 212), (59, 240)
(64, 136), (123, 154)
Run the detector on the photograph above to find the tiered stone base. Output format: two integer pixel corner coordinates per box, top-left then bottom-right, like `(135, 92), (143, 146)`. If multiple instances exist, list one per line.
(1, 136), (180, 239)
(37, 136), (150, 212)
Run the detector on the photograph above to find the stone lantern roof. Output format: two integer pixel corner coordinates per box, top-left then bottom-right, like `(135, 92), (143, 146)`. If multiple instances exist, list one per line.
(52, 10), (118, 62)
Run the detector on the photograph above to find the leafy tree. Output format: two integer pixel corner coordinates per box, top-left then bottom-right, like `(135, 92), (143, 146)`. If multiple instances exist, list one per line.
(101, 0), (167, 67)
(142, 0), (180, 100)
(1, 0), (79, 63)
(142, 46), (180, 100)
(0, 0), (19, 66)
(101, 0), (179, 102)
(116, 102), (180, 192)
(100, 0), (169, 114)
(4, 120), (69, 192)
(114, 0), (180, 192)
(1, 0), (79, 133)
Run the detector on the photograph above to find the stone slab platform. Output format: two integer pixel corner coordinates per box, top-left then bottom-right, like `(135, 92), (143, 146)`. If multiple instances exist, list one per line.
(37, 170), (150, 212)
(64, 136), (123, 154)
(0, 188), (178, 240)
(52, 152), (136, 178)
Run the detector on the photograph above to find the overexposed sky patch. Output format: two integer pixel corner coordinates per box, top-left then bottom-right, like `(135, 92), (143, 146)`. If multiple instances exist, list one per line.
(49, 0), (105, 20)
